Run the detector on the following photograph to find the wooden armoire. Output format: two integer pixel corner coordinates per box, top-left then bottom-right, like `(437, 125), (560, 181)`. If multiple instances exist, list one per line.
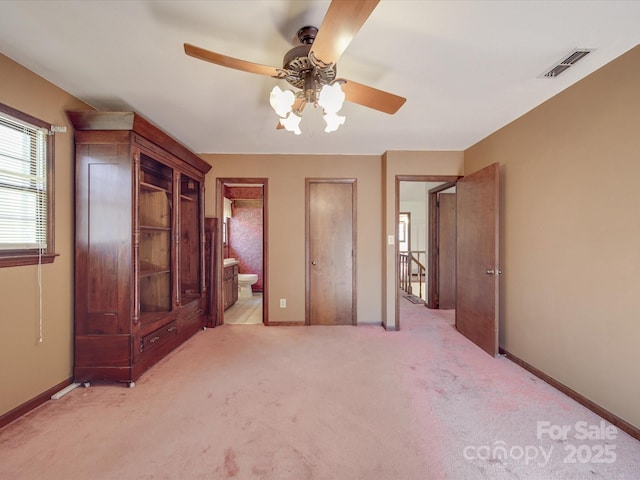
(69, 111), (211, 385)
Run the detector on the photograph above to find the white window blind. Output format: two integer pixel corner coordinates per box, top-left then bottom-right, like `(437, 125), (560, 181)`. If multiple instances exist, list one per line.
(0, 112), (49, 251)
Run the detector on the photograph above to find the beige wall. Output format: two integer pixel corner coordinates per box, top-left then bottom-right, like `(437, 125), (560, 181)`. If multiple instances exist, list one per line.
(204, 152), (464, 328)
(0, 54), (90, 416)
(465, 45), (640, 429)
(201, 154), (383, 324)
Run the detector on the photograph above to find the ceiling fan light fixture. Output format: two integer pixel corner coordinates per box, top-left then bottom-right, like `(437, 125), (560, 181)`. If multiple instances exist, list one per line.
(272, 78), (347, 134)
(185, 1), (407, 135)
(280, 111), (302, 135)
(323, 111), (346, 133)
(269, 85), (295, 117)
(318, 82), (345, 114)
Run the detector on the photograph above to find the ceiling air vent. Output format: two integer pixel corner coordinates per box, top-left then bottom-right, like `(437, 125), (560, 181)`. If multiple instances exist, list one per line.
(540, 48), (593, 78)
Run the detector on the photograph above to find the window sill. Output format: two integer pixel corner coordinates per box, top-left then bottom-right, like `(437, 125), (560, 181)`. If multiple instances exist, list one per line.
(0, 253), (59, 268)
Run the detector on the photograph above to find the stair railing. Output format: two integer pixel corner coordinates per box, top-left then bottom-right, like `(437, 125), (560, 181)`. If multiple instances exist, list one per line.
(399, 250), (427, 299)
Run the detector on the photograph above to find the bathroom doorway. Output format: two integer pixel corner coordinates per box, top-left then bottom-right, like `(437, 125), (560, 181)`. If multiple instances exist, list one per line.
(215, 178), (268, 325)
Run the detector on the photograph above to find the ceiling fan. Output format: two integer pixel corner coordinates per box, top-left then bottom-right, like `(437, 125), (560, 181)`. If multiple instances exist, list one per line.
(184, 0), (406, 134)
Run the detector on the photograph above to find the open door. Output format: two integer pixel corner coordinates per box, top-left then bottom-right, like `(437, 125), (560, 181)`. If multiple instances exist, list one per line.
(437, 192), (456, 309)
(427, 181), (456, 309)
(456, 163), (500, 356)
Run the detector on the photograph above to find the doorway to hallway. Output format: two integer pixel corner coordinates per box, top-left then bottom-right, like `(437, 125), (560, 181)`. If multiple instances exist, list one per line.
(395, 163), (501, 357)
(398, 177), (456, 310)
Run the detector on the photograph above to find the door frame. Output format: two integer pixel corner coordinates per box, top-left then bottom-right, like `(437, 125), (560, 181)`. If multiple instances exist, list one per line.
(215, 177), (269, 325)
(305, 178), (357, 326)
(395, 175), (460, 330)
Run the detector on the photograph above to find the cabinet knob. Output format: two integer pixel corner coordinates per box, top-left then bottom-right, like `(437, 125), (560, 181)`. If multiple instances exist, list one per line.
(311, 260), (317, 265)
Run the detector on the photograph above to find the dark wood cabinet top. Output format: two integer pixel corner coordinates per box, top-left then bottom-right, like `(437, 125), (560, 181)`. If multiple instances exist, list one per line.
(67, 110), (211, 175)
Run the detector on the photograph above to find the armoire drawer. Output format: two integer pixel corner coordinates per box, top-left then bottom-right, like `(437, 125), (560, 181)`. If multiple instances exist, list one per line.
(139, 320), (177, 354)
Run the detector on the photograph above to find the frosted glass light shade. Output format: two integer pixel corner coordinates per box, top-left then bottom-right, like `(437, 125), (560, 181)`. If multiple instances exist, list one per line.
(270, 86), (295, 117)
(318, 83), (345, 114)
(323, 112), (346, 133)
(280, 112), (302, 135)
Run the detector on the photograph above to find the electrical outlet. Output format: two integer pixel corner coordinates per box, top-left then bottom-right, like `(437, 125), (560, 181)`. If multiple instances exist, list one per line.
(279, 298), (286, 308)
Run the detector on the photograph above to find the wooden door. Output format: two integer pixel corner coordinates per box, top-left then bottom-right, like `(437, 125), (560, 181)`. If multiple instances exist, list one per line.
(438, 193), (456, 309)
(306, 179), (356, 325)
(456, 163), (500, 356)
(427, 181), (456, 309)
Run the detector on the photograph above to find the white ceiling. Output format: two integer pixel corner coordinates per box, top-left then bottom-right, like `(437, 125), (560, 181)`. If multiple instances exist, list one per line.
(1, 1), (639, 156)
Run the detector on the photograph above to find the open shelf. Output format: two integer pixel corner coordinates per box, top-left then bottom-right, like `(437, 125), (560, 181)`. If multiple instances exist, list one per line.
(140, 181), (169, 193)
(140, 266), (171, 278)
(140, 225), (171, 232)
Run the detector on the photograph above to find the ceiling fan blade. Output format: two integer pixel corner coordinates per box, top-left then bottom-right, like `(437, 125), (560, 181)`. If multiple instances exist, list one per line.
(311, 0), (380, 65)
(184, 43), (282, 77)
(341, 80), (406, 115)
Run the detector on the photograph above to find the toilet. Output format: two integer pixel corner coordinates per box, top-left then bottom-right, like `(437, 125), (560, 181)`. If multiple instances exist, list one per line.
(237, 273), (258, 299)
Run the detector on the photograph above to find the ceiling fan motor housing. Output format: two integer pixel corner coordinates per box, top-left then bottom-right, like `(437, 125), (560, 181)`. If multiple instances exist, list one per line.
(297, 26), (318, 45)
(282, 26), (337, 91)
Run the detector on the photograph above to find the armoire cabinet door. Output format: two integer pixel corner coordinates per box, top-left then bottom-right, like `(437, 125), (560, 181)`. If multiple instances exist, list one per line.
(138, 154), (173, 323)
(179, 173), (201, 305)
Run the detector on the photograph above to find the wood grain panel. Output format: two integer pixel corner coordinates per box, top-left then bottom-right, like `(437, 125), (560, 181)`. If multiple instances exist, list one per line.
(438, 193), (456, 309)
(307, 180), (356, 325)
(81, 145), (132, 335)
(311, 0), (379, 65)
(75, 335), (130, 368)
(456, 163), (499, 356)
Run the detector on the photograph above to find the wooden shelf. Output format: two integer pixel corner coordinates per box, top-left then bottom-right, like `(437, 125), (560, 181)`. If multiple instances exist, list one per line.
(139, 267), (171, 278)
(140, 181), (170, 193)
(140, 225), (171, 232)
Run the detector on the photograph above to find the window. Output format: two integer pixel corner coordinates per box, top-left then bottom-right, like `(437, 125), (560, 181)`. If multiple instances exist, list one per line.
(0, 102), (56, 267)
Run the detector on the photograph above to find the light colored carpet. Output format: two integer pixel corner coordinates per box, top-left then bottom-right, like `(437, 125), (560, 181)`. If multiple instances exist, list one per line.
(1, 299), (638, 479)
